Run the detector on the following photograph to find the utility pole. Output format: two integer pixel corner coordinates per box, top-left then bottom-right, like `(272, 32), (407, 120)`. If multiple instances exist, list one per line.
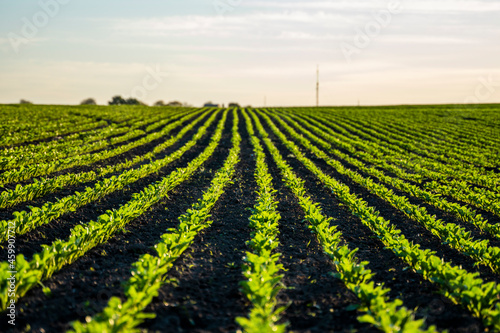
(264, 95), (266, 107)
(316, 65), (319, 107)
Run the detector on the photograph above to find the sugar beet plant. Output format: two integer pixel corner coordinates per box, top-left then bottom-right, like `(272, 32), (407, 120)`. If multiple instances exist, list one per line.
(263, 110), (500, 273)
(0, 109), (206, 210)
(0, 110), (228, 310)
(250, 110), (438, 333)
(1, 104), (499, 333)
(236, 110), (286, 333)
(70, 109), (241, 332)
(254, 109), (500, 330)
(0, 110), (216, 242)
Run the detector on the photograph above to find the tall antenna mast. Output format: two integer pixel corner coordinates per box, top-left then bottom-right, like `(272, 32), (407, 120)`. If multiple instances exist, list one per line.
(316, 65), (319, 107)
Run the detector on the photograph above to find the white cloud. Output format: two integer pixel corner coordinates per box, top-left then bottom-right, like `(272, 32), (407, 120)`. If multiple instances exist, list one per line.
(109, 11), (353, 38)
(245, 0), (500, 12)
(0, 1), (498, 106)
(277, 31), (340, 40)
(382, 35), (473, 44)
(0, 36), (49, 54)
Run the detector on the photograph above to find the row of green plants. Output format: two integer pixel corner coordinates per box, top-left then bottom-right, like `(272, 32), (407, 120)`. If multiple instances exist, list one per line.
(0, 109), (197, 185)
(272, 111), (500, 250)
(237, 110), (286, 333)
(311, 110), (500, 191)
(425, 180), (500, 218)
(254, 109), (500, 330)
(264, 110), (500, 273)
(70, 109), (240, 332)
(282, 111), (421, 180)
(0, 110), (217, 243)
(0, 121), (126, 162)
(0, 104), (172, 147)
(250, 110), (437, 332)
(0, 115), (107, 147)
(3, 106), (190, 167)
(0, 110), (183, 170)
(363, 109), (500, 163)
(3, 129), (147, 171)
(292, 110), (500, 205)
(321, 109), (499, 168)
(0, 110), (207, 210)
(288, 111), (500, 232)
(314, 107), (500, 167)
(0, 110), (229, 312)
(74, 105), (181, 126)
(299, 111), (500, 216)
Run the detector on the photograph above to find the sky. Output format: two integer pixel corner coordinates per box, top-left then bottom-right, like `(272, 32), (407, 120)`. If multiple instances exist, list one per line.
(0, 0), (499, 107)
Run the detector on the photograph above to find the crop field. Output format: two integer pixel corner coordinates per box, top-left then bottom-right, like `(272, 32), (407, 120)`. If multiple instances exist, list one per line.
(1, 104), (500, 333)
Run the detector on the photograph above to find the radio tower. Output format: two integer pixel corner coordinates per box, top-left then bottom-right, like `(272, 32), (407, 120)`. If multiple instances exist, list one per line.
(316, 65), (319, 107)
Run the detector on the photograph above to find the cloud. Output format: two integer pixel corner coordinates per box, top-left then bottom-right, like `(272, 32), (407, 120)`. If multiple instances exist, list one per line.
(109, 11), (353, 38)
(277, 31), (341, 40)
(0, 36), (50, 54)
(382, 35), (473, 45)
(245, 0), (500, 12)
(106, 4), (498, 49)
(1, 1), (498, 106)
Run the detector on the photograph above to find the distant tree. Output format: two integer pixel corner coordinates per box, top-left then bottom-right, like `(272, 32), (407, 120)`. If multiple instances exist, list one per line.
(80, 98), (97, 105)
(154, 100), (165, 106)
(108, 95), (127, 105)
(108, 95), (146, 106)
(167, 101), (182, 107)
(20, 99), (32, 104)
(203, 101), (219, 107)
(228, 102), (240, 108)
(125, 98), (145, 106)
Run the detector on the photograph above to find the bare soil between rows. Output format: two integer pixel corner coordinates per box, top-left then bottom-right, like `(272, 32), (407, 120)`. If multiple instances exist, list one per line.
(257, 112), (487, 332)
(0, 110), (496, 333)
(0, 112), (217, 260)
(0, 111), (228, 333)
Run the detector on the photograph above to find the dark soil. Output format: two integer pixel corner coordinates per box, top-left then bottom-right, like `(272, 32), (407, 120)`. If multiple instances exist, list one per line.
(0, 111), (218, 260)
(0, 110), (201, 192)
(0, 111), (229, 333)
(264, 143), (375, 332)
(279, 112), (500, 249)
(0, 109), (496, 333)
(1, 121), (110, 150)
(139, 113), (255, 333)
(255, 112), (486, 332)
(263, 112), (500, 282)
(307, 112), (498, 190)
(0, 111), (210, 224)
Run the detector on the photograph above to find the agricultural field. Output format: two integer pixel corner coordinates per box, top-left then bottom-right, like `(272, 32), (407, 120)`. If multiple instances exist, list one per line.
(0, 104), (499, 333)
